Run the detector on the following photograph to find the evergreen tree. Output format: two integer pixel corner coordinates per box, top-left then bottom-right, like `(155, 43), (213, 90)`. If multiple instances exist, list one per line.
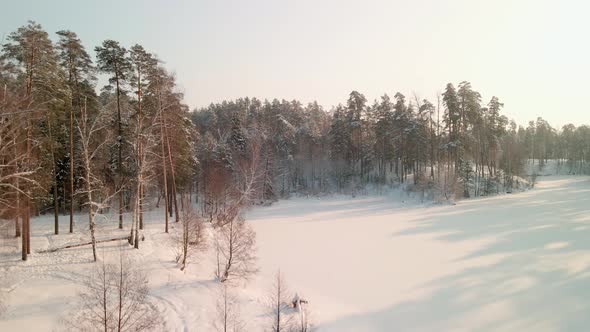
(2, 20), (63, 258)
(128, 44), (156, 237)
(95, 40), (131, 229)
(56, 29), (94, 233)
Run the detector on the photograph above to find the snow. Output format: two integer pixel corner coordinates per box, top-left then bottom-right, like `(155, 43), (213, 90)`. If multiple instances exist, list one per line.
(2, 175), (590, 331)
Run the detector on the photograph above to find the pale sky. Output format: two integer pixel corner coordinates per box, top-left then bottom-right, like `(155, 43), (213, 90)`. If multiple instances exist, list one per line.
(2, 0), (589, 127)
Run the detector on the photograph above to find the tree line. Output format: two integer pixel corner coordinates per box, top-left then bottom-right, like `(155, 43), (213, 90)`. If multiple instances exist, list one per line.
(1, 21), (589, 261)
(0, 21), (194, 261)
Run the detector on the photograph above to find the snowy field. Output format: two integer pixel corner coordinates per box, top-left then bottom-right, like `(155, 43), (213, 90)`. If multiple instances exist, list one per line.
(2, 175), (590, 331)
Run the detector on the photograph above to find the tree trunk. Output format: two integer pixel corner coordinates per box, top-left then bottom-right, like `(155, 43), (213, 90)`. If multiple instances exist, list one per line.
(39, 236), (130, 253)
(139, 184), (144, 230)
(26, 200), (31, 255)
(134, 184), (140, 249)
(164, 122), (179, 223)
(84, 146), (98, 261)
(48, 119), (59, 235)
(14, 152), (21, 238)
(69, 96), (75, 233)
(21, 205), (27, 261)
(128, 198), (135, 247)
(137, 69), (144, 231)
(25, 118), (32, 256)
(158, 86), (170, 233)
(53, 182), (59, 234)
(115, 71), (123, 230)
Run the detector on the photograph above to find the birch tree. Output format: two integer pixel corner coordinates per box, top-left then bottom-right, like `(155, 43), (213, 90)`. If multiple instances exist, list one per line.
(77, 98), (110, 261)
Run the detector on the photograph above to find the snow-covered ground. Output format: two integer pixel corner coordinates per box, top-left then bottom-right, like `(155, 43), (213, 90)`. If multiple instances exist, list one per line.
(2, 175), (590, 331)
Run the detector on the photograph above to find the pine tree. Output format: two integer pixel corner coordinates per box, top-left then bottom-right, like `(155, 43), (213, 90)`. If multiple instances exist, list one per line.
(95, 40), (131, 229)
(128, 44), (156, 243)
(2, 21), (62, 259)
(346, 91), (367, 182)
(56, 29), (94, 233)
(371, 94), (394, 182)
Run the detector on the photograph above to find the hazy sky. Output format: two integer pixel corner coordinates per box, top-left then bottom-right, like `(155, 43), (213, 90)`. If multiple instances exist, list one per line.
(2, 0), (589, 127)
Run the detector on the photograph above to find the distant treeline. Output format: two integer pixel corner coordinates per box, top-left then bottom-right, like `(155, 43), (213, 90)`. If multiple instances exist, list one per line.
(2, 21), (589, 259)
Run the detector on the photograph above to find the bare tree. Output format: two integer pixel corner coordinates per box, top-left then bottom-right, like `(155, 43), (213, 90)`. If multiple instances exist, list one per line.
(128, 95), (159, 250)
(0, 114), (37, 219)
(268, 270), (294, 332)
(60, 253), (114, 331)
(164, 114), (180, 223)
(77, 98), (111, 261)
(148, 66), (188, 232)
(63, 252), (161, 332)
(214, 132), (264, 282)
(292, 293), (313, 332)
(0, 104), (40, 261)
(215, 213), (257, 283)
(212, 283), (245, 332)
(175, 203), (207, 271)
